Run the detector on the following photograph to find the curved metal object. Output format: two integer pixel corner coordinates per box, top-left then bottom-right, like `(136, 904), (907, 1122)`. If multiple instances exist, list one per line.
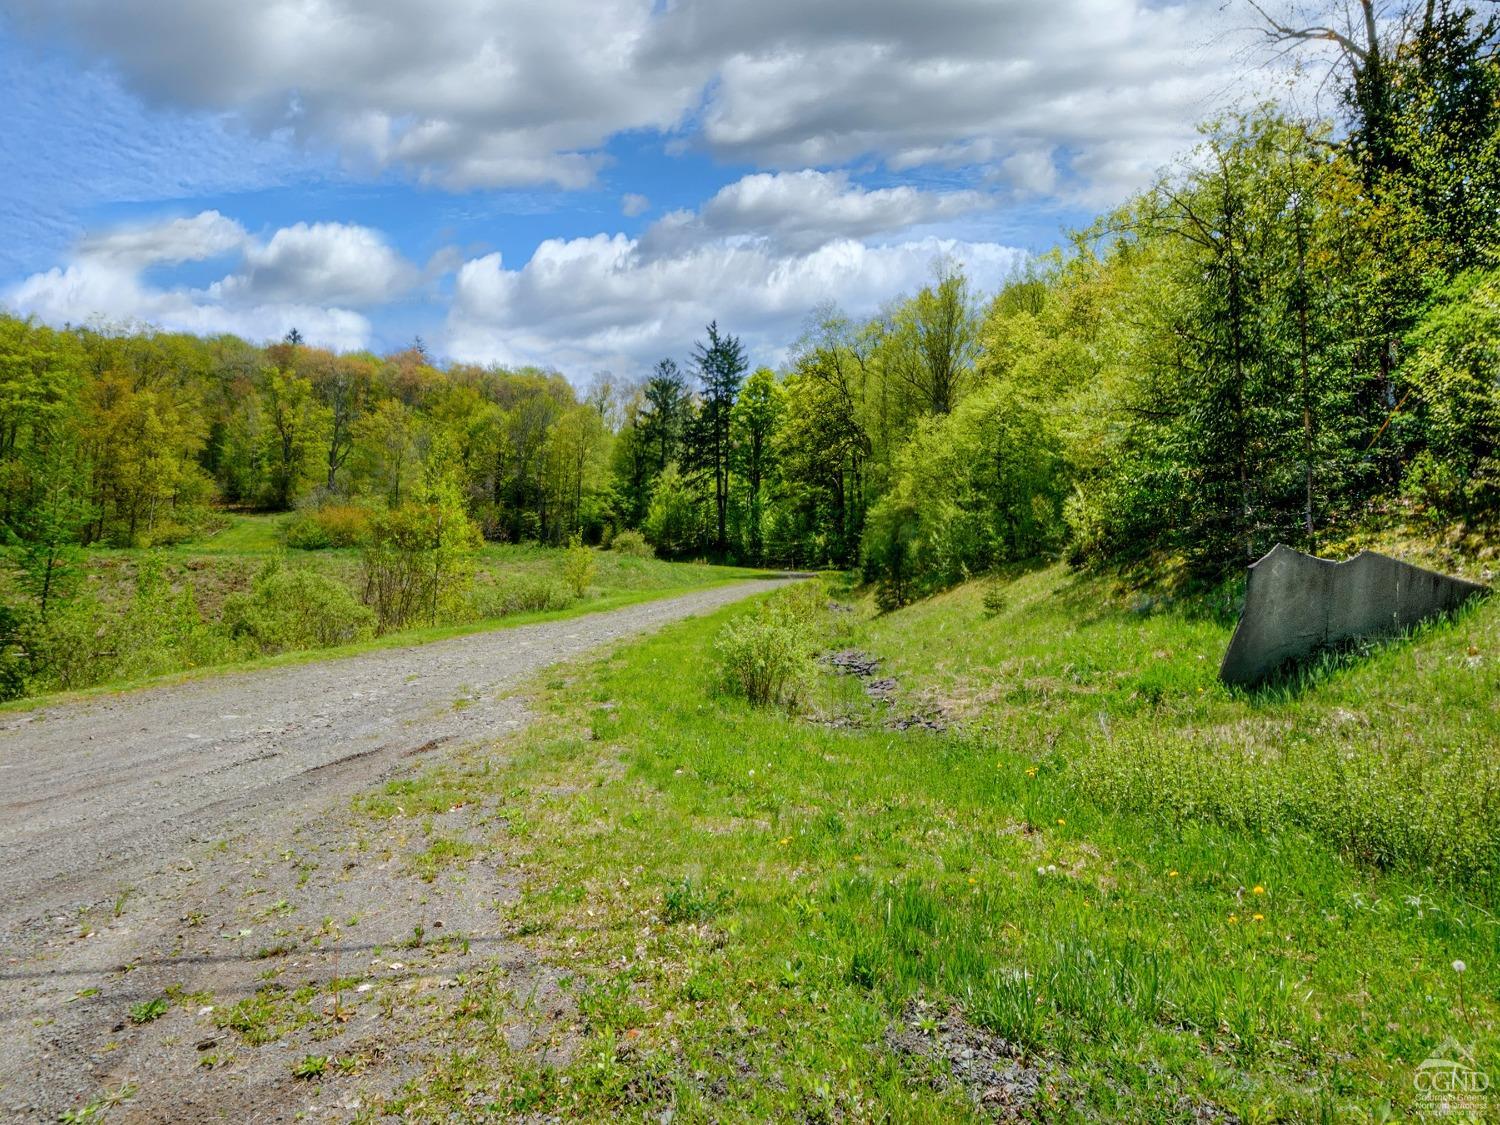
(1219, 544), (1490, 687)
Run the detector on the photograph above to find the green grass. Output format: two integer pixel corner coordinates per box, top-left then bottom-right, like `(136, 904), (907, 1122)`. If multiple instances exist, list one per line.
(357, 567), (1498, 1121)
(1, 513), (770, 709)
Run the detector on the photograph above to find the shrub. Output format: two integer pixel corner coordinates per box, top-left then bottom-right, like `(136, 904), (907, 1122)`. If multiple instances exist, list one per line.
(222, 558), (376, 653)
(361, 487), (480, 631)
(610, 529), (654, 559)
(283, 512), (332, 550)
(284, 504), (373, 550)
(560, 536), (597, 598)
(471, 573), (576, 618)
(714, 586), (822, 709)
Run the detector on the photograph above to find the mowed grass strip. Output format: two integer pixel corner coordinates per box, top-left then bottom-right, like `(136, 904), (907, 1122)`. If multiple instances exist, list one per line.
(367, 571), (1497, 1122)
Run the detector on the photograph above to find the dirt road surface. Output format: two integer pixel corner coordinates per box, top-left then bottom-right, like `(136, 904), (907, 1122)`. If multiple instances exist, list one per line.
(0, 578), (785, 1120)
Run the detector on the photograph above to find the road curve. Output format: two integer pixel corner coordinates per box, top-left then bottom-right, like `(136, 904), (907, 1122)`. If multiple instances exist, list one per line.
(0, 579), (786, 935)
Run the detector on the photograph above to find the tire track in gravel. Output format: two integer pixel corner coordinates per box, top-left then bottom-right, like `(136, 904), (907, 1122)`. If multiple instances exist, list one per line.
(0, 578), (789, 939)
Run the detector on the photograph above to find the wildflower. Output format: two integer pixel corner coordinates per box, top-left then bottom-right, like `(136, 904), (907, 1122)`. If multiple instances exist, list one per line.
(1252, 885), (1265, 896)
(968, 877), (978, 886)
(1025, 766), (1038, 777)
(1252, 913), (1264, 922)
(1056, 818), (1066, 826)
(1453, 960), (1467, 973)
(778, 837), (791, 846)
(1168, 870), (1179, 878)
(1227, 914), (1239, 924)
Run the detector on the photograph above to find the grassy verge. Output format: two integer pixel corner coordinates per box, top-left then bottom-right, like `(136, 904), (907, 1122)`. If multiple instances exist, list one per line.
(2, 513), (770, 710)
(348, 568), (1497, 1121)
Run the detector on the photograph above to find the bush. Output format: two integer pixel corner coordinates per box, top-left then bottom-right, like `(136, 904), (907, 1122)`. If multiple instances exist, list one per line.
(222, 558), (376, 653)
(284, 512), (332, 550)
(560, 536), (597, 598)
(284, 504), (373, 550)
(610, 529), (655, 559)
(714, 585), (822, 709)
(361, 488), (480, 631)
(470, 573), (576, 618)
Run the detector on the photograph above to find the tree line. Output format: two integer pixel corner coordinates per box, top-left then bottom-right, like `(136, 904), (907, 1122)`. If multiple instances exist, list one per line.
(1, 0), (1495, 619)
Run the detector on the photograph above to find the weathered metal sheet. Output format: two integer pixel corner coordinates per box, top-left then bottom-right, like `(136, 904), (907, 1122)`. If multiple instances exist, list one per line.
(1219, 544), (1490, 687)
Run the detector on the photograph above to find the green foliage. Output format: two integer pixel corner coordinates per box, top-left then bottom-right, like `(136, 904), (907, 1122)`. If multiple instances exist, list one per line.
(129, 995), (170, 1024)
(642, 462), (704, 558)
(283, 503), (374, 550)
(713, 584), (821, 708)
(558, 535), (596, 598)
(360, 474), (481, 630)
(221, 557), (375, 653)
(1401, 269), (1500, 515)
(864, 380), (1065, 600)
(608, 528), (654, 558)
(470, 572), (576, 618)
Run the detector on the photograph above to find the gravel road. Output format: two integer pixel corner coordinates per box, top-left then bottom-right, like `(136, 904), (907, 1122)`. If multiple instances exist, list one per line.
(0, 579), (785, 938)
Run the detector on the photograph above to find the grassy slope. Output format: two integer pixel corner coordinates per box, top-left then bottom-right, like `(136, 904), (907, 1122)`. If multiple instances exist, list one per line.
(357, 564), (1498, 1121)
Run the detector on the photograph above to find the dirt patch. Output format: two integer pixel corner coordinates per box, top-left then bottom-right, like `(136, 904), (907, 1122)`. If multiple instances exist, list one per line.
(886, 999), (1047, 1120)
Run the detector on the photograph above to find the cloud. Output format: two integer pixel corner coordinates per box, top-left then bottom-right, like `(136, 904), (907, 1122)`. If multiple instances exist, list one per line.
(445, 230), (1025, 375)
(10, 0), (1292, 201)
(8, 0), (705, 191)
(667, 0), (1256, 201)
(208, 221), (418, 307)
(5, 211), (424, 350)
(642, 170), (991, 256)
(621, 192), (651, 217)
(77, 210), (248, 268)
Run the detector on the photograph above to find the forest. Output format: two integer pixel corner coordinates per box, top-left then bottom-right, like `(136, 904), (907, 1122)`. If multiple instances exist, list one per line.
(0, 0), (1495, 690)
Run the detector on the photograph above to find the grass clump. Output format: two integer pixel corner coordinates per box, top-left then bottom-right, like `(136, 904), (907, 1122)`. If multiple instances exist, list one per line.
(662, 878), (731, 924)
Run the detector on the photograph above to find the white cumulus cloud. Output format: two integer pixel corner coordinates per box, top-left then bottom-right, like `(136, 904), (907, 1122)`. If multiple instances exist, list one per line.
(5, 211), (424, 350)
(446, 230), (1025, 375)
(9, 0), (1304, 202)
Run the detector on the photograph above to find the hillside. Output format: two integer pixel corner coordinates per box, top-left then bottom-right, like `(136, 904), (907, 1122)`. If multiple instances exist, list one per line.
(329, 566), (1497, 1119)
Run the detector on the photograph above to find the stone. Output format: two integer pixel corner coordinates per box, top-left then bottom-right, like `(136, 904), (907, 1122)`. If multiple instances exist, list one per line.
(1219, 544), (1489, 687)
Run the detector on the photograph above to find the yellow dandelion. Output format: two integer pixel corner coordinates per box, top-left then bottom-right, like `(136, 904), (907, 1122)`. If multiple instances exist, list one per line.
(1227, 914), (1239, 924)
(778, 837), (791, 846)
(1025, 766), (1038, 777)
(1056, 818), (1066, 826)
(1252, 885), (1265, 895)
(1168, 870), (1179, 878)
(968, 877), (978, 885)
(1252, 913), (1264, 922)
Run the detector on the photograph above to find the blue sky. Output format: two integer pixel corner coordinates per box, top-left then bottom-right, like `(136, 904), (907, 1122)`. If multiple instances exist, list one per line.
(0, 0), (1301, 379)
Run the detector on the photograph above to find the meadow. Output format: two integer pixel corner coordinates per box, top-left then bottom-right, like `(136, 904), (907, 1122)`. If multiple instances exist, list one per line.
(350, 565), (1498, 1121)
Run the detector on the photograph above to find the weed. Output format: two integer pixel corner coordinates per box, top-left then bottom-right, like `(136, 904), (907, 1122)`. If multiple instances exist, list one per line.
(662, 878), (731, 924)
(127, 996), (169, 1024)
(292, 1054), (329, 1080)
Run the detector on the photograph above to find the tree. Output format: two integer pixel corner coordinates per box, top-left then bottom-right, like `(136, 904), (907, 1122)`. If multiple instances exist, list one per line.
(732, 368), (784, 563)
(689, 323), (748, 554)
(891, 262), (979, 416)
(256, 367), (328, 510)
(639, 359), (690, 476)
